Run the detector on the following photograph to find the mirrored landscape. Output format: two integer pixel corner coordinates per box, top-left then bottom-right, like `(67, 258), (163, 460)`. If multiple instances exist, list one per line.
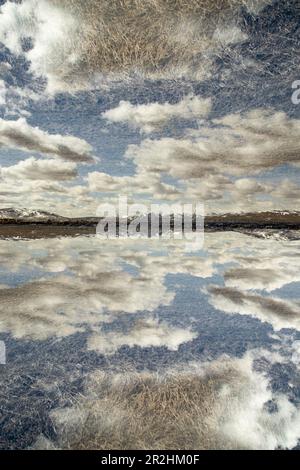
(1, 231), (300, 449)
(0, 0), (299, 452)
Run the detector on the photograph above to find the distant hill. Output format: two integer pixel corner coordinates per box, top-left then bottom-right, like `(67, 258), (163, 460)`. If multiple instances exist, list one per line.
(0, 208), (66, 221)
(0, 208), (98, 226)
(0, 209), (299, 233)
(205, 211), (300, 228)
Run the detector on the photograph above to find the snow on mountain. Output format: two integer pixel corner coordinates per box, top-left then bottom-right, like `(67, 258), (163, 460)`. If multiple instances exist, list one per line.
(0, 208), (66, 221)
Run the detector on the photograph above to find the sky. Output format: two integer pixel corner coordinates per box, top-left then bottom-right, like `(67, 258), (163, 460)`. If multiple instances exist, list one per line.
(0, 0), (299, 216)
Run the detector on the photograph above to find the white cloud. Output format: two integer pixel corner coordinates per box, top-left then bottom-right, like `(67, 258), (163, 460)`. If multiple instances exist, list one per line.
(270, 179), (300, 202)
(0, 0), (82, 94)
(87, 318), (197, 355)
(2, 106), (298, 215)
(0, 118), (94, 162)
(36, 350), (300, 450)
(233, 178), (265, 195)
(0, 157), (77, 181)
(0, 232), (219, 342)
(0, 237), (176, 340)
(103, 95), (212, 133)
(0, 223), (298, 344)
(87, 171), (179, 199)
(223, 246), (300, 292)
(127, 109), (300, 180)
(0, 266), (174, 340)
(0, 0), (261, 92)
(112, 108), (300, 212)
(211, 352), (300, 450)
(208, 286), (300, 331)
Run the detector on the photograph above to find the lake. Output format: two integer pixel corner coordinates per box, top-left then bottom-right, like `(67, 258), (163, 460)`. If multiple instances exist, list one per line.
(0, 232), (300, 449)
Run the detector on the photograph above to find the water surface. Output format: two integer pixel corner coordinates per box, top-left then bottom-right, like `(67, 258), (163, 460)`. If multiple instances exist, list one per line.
(0, 232), (300, 449)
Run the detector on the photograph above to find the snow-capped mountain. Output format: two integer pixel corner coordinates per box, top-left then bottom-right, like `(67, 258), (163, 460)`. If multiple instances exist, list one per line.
(0, 208), (66, 222)
(0, 208), (299, 229)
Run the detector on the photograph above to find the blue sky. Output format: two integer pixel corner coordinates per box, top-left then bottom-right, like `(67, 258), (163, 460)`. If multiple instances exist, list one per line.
(0, 0), (299, 216)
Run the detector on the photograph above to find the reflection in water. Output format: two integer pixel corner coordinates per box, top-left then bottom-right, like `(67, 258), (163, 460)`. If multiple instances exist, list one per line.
(0, 232), (300, 449)
(208, 286), (300, 331)
(38, 352), (300, 451)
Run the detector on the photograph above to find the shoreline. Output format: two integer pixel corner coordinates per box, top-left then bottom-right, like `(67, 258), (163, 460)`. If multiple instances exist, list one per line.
(0, 222), (299, 240)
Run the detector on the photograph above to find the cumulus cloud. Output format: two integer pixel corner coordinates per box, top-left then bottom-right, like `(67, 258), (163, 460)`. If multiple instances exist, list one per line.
(87, 171), (179, 200)
(0, 118), (94, 162)
(0, 1), (294, 214)
(270, 179), (300, 202)
(82, 104), (300, 212)
(0, 233), (219, 342)
(233, 178), (265, 195)
(224, 267), (300, 293)
(0, 227), (298, 344)
(0, 157), (77, 181)
(201, 233), (300, 331)
(109, 107), (300, 211)
(0, 0), (266, 92)
(127, 109), (300, 180)
(208, 286), (300, 331)
(0, 0), (81, 94)
(209, 232), (300, 285)
(3, 106), (298, 214)
(87, 318), (197, 355)
(0, 237), (176, 341)
(209, 234), (300, 292)
(214, 109), (300, 173)
(35, 350), (300, 450)
(103, 95), (212, 133)
(0, 268), (174, 341)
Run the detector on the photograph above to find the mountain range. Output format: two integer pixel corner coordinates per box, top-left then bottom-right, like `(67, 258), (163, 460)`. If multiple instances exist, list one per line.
(0, 208), (300, 227)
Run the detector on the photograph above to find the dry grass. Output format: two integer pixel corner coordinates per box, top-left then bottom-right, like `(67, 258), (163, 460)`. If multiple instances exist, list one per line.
(42, 356), (300, 450)
(50, 0), (257, 81)
(51, 366), (244, 450)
